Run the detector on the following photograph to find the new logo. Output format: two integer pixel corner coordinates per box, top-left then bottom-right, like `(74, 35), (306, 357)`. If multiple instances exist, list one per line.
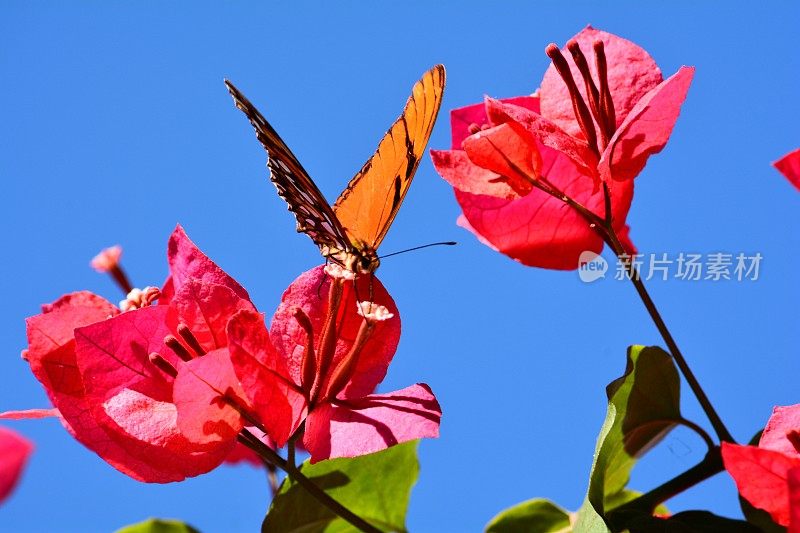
(578, 251), (608, 283)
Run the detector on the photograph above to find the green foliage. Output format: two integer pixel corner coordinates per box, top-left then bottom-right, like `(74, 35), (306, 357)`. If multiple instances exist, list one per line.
(574, 345), (682, 530)
(588, 346), (682, 514)
(263, 441), (419, 533)
(485, 498), (572, 533)
(739, 491), (786, 532)
(114, 519), (200, 533)
(573, 490), (669, 533)
(486, 347), (684, 533)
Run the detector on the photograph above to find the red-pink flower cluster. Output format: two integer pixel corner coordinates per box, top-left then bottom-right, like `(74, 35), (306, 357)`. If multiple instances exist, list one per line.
(431, 26), (693, 269)
(2, 226), (440, 482)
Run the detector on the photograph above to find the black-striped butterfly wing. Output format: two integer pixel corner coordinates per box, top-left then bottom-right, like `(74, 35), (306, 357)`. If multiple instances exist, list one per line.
(225, 80), (352, 261)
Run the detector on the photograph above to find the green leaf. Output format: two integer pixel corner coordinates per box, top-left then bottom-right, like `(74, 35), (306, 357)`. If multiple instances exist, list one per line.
(739, 497), (786, 533)
(485, 498), (572, 533)
(573, 497), (612, 533)
(114, 519), (200, 533)
(573, 490), (669, 533)
(263, 441), (419, 533)
(585, 345), (683, 518)
(542, 346), (681, 532)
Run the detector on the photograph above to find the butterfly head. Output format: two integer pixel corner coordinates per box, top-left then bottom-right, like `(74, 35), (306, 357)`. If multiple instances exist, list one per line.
(350, 248), (380, 275)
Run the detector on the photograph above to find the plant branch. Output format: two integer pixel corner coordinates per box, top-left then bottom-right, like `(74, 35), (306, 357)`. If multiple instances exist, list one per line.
(602, 229), (734, 444)
(676, 417), (715, 451)
(535, 176), (734, 444)
(287, 441), (297, 469)
(607, 446), (724, 528)
(237, 430), (380, 533)
(266, 462), (280, 497)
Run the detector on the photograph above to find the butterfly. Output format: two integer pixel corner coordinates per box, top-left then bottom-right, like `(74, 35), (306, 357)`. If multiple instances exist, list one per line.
(226, 65), (445, 274)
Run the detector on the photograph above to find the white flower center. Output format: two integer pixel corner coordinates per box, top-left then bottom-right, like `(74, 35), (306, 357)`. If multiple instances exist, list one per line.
(356, 301), (394, 322)
(120, 286), (161, 312)
(323, 264), (355, 281)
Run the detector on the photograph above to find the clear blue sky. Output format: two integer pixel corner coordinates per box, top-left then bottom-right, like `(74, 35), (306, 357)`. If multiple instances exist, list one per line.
(2, 2), (798, 531)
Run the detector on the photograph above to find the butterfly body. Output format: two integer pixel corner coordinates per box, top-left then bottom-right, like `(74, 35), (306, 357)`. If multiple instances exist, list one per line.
(320, 243), (379, 275)
(227, 65), (445, 274)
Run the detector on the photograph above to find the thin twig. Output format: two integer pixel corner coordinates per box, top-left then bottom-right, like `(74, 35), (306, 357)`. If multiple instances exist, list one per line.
(238, 430), (380, 533)
(603, 228), (734, 444)
(607, 447), (724, 528)
(536, 175), (734, 444)
(266, 462), (280, 497)
(676, 417), (715, 451)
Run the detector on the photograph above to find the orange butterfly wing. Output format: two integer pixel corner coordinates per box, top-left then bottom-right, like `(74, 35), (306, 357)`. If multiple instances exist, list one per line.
(333, 65), (446, 251)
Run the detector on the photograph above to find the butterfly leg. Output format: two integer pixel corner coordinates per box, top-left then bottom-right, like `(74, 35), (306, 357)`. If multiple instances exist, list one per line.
(317, 259), (330, 299)
(351, 271), (362, 309)
(351, 272), (375, 307)
(368, 272), (375, 304)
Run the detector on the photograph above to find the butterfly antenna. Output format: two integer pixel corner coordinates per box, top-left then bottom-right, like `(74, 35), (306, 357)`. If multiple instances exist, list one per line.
(379, 241), (457, 260)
